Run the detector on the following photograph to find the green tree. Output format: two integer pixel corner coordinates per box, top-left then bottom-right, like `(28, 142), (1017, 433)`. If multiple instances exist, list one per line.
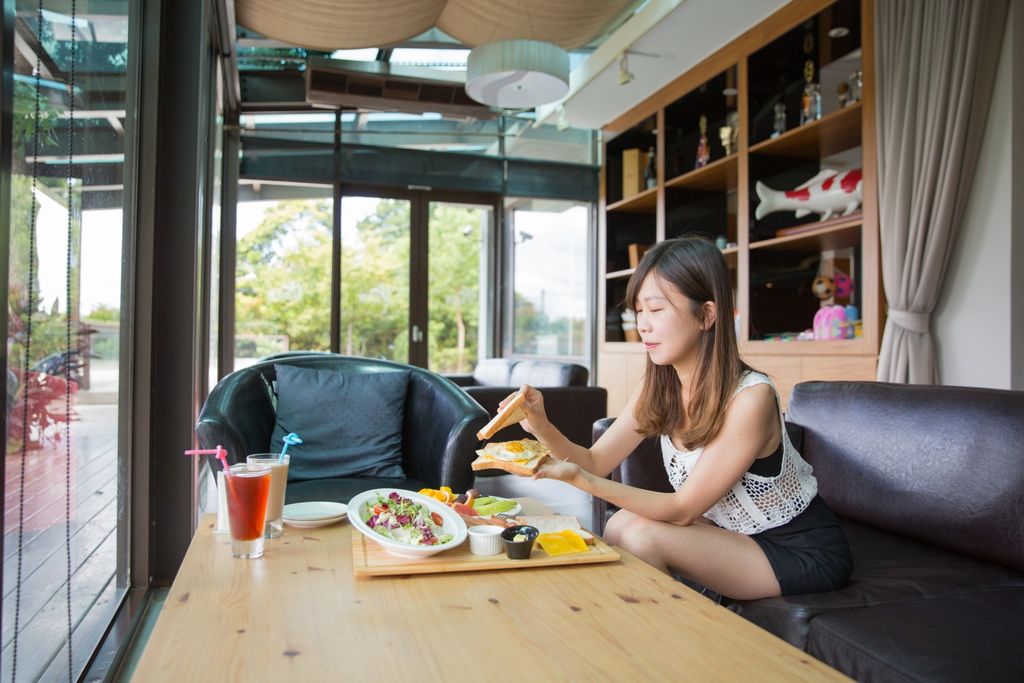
(236, 197), (484, 372)
(235, 199), (333, 355)
(427, 203), (483, 373)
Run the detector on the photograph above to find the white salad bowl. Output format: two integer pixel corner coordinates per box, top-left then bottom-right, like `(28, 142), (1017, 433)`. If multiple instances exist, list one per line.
(348, 488), (467, 559)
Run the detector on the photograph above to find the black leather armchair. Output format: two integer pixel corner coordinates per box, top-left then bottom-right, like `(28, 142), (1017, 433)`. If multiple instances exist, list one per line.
(195, 354), (488, 504)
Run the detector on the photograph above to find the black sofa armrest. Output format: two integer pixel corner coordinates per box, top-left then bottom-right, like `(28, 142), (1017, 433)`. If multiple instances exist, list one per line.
(402, 372), (488, 493)
(195, 368), (278, 472)
(464, 385), (607, 448)
(590, 417), (670, 534)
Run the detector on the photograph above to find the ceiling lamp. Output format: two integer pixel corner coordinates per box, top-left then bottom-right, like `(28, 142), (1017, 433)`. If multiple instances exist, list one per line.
(465, 39), (569, 109)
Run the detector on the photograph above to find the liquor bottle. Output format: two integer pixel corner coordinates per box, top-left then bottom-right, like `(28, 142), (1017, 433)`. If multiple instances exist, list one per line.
(772, 102), (787, 138)
(695, 115), (710, 168)
(800, 60), (822, 125)
(643, 146), (656, 189)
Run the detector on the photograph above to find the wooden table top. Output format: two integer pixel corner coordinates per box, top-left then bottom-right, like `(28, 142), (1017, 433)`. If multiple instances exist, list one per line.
(132, 501), (849, 682)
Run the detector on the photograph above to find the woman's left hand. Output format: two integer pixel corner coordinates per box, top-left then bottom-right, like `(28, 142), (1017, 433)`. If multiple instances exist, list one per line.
(532, 458), (584, 486)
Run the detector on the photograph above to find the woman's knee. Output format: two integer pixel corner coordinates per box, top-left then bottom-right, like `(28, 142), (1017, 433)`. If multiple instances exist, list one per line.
(603, 509), (638, 545)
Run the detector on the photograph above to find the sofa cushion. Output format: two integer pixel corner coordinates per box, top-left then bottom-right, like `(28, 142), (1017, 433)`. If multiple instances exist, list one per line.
(806, 590), (1024, 683)
(471, 358), (516, 386)
(271, 365), (410, 482)
(509, 360), (588, 387)
(285, 476), (428, 505)
(787, 381), (1024, 571)
(729, 518), (1024, 649)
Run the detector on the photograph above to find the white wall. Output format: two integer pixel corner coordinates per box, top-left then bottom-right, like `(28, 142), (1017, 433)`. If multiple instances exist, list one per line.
(933, 10), (1019, 389)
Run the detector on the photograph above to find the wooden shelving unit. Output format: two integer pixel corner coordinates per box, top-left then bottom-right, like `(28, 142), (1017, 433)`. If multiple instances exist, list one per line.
(749, 103), (862, 159)
(606, 186), (659, 213)
(665, 154), (739, 192)
(598, 0), (880, 414)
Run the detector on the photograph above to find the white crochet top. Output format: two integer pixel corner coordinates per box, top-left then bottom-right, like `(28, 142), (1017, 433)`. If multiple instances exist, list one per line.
(660, 372), (817, 535)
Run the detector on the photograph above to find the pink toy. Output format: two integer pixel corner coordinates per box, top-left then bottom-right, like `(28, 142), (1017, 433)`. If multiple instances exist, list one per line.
(833, 270), (852, 298)
(813, 305), (847, 340)
(755, 168), (863, 221)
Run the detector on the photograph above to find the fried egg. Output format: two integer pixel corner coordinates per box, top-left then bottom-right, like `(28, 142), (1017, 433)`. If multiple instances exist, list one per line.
(477, 439), (549, 462)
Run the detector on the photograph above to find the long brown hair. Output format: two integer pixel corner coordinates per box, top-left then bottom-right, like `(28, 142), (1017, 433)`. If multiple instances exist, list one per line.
(625, 236), (751, 449)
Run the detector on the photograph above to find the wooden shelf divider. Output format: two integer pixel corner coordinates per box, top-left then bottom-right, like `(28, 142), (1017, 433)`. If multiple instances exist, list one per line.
(748, 102), (862, 160)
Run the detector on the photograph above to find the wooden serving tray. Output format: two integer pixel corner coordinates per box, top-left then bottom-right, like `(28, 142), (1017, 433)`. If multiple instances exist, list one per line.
(351, 532), (620, 577)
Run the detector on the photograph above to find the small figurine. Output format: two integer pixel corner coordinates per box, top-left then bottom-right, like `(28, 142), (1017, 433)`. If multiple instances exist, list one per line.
(726, 111), (739, 152)
(837, 80), (850, 108)
(812, 275), (834, 300)
(771, 102), (786, 138)
(719, 125), (733, 156)
(800, 60), (822, 125)
(847, 70), (862, 105)
(754, 168), (863, 221)
(695, 115), (710, 168)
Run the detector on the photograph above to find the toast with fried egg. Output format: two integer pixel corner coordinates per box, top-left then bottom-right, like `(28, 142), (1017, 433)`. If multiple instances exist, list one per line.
(471, 439), (550, 475)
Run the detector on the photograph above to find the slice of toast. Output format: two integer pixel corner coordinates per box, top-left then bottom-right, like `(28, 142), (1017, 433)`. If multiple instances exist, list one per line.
(470, 451), (547, 476)
(476, 389), (527, 440)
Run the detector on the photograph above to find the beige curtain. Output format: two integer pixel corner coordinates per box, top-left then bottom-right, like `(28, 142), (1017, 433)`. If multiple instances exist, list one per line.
(875, 0), (1008, 383)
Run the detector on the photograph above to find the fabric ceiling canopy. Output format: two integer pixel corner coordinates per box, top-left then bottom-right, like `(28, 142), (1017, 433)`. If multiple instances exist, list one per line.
(235, 0), (632, 51)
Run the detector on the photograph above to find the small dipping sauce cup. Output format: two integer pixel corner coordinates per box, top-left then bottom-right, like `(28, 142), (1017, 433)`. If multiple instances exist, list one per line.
(468, 525), (505, 556)
(501, 525), (539, 560)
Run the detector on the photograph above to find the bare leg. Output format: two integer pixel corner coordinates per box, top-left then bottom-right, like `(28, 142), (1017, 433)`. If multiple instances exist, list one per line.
(604, 509), (781, 600)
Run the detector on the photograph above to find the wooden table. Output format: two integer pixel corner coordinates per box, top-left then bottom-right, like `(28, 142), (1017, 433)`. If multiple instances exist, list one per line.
(132, 502), (849, 681)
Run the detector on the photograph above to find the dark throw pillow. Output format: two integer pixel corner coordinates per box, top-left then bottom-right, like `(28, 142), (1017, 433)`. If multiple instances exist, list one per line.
(270, 365), (410, 482)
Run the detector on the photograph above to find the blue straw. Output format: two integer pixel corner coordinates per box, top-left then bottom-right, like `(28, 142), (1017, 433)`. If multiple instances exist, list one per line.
(280, 432), (303, 462)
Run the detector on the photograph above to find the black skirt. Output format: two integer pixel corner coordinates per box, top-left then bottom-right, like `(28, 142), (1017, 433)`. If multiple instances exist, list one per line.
(749, 495), (853, 595)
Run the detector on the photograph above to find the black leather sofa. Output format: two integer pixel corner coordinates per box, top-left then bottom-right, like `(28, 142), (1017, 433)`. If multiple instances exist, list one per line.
(447, 358), (607, 448)
(195, 354), (488, 503)
(593, 381), (1024, 682)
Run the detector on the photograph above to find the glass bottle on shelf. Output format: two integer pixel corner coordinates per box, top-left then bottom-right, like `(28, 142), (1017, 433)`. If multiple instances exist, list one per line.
(695, 115), (710, 168)
(772, 102), (787, 138)
(643, 146), (657, 189)
(800, 60), (822, 125)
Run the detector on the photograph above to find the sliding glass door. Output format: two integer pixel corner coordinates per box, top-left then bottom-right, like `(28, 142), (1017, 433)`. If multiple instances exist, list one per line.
(336, 189), (496, 369)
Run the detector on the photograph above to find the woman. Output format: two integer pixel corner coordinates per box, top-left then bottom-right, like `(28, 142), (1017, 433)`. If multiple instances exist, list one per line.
(506, 237), (852, 600)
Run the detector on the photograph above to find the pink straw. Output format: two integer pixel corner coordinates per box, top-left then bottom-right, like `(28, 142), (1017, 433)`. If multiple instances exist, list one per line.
(184, 445), (230, 473)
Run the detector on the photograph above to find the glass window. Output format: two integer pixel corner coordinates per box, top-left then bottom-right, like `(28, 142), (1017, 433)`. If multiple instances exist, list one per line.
(509, 199), (591, 358)
(4, 2), (131, 680)
(428, 201), (493, 373)
(234, 183), (333, 369)
(339, 196), (411, 362)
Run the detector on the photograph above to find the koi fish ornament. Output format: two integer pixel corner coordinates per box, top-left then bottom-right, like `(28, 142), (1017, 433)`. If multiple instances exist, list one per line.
(755, 168), (862, 221)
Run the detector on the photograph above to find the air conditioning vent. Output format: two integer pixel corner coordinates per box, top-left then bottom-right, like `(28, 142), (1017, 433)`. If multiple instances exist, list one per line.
(306, 57), (496, 118)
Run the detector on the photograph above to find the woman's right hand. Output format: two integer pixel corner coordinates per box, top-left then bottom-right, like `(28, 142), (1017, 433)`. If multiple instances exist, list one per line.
(500, 384), (552, 439)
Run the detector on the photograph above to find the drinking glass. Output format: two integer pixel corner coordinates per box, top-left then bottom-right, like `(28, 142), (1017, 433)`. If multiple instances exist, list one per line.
(225, 463), (272, 558)
(246, 454), (290, 538)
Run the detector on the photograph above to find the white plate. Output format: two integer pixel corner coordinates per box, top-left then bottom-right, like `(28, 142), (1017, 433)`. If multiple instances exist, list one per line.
(470, 495), (521, 517)
(348, 489), (467, 558)
(282, 501), (348, 528)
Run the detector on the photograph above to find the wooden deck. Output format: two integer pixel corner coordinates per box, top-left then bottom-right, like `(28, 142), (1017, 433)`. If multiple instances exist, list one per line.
(3, 401), (122, 683)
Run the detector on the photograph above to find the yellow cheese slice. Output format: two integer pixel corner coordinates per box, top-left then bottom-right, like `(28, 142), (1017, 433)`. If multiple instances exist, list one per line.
(537, 530), (588, 556)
